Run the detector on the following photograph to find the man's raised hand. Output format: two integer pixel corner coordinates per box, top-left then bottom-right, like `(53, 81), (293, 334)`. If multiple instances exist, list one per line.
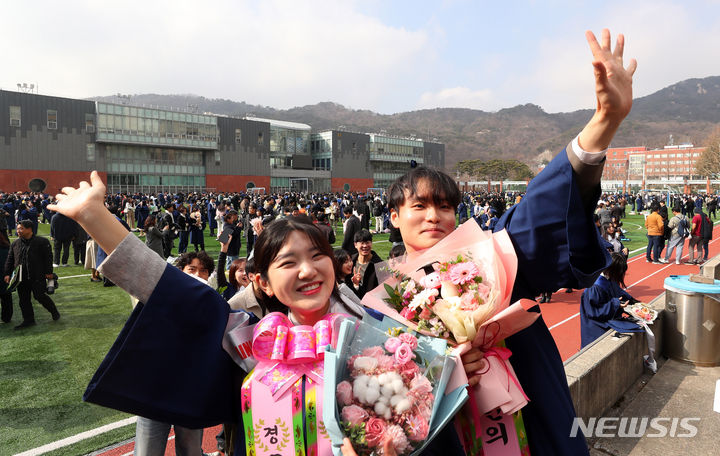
(586, 28), (637, 122)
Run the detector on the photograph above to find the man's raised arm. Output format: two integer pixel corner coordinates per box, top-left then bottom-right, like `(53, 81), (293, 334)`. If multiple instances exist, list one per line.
(570, 29), (637, 205)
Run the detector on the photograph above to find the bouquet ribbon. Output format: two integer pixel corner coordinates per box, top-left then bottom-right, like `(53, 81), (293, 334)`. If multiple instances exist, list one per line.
(241, 312), (343, 456)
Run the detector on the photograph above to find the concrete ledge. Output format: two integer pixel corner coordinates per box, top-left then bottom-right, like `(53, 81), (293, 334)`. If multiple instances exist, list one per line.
(700, 256), (720, 280)
(565, 294), (665, 420)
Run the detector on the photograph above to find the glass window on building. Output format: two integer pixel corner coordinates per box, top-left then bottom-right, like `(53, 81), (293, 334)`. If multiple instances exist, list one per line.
(47, 110), (58, 130)
(85, 113), (95, 133)
(214, 151), (221, 165)
(235, 128), (242, 144)
(258, 131), (264, 145)
(86, 144), (96, 161)
(9, 106), (21, 126)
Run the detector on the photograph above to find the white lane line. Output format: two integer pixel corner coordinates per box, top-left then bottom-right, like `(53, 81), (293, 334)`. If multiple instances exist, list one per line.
(548, 313), (580, 331)
(714, 380), (720, 413)
(15, 417), (137, 456)
(57, 274), (91, 280)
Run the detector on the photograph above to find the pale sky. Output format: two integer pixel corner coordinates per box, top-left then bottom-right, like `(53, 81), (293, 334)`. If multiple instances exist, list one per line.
(3, 0), (719, 114)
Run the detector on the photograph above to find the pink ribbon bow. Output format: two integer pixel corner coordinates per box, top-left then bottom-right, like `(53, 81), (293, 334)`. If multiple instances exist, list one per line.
(251, 312), (342, 399)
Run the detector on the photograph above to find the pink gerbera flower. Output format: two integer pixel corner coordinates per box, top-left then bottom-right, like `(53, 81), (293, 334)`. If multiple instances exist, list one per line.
(448, 261), (480, 285)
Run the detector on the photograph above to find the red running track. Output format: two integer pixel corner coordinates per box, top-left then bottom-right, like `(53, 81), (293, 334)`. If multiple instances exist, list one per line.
(97, 225), (720, 455)
(544, 223), (720, 361)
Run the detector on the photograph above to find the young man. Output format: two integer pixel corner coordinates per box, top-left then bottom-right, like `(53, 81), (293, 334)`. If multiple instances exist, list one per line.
(346, 229), (383, 299)
(386, 28), (636, 456)
(662, 206), (688, 264)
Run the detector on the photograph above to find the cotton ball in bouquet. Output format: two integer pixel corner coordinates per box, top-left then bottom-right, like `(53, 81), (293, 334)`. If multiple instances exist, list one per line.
(390, 394), (403, 407)
(392, 377), (405, 394)
(374, 401), (392, 420)
(381, 384), (395, 398)
(395, 398), (412, 414)
(377, 372), (389, 386)
(364, 383), (381, 405)
(353, 375), (368, 399)
(368, 375), (380, 391)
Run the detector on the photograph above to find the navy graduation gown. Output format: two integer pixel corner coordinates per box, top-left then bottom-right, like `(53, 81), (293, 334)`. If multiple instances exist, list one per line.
(491, 147), (611, 455)
(580, 275), (642, 348)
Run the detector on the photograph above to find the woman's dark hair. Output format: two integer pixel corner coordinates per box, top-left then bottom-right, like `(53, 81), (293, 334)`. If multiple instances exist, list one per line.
(600, 222), (614, 238)
(144, 214), (156, 229)
(253, 216), (339, 312)
(228, 257), (247, 289)
(175, 251), (215, 276)
(333, 248), (351, 283)
(387, 166), (461, 212)
(604, 252), (628, 288)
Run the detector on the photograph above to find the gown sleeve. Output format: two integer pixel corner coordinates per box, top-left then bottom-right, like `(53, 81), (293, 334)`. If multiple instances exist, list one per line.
(490, 145), (610, 455)
(83, 264), (240, 429)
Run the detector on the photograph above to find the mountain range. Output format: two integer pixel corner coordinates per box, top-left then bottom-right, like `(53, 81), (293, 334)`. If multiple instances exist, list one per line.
(93, 76), (720, 171)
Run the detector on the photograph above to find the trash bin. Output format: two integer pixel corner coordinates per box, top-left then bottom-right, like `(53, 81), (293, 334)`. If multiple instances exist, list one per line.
(663, 275), (720, 366)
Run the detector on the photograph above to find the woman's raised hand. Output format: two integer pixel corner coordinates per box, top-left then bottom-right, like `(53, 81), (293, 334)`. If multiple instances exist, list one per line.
(47, 171), (106, 224)
(48, 171), (129, 255)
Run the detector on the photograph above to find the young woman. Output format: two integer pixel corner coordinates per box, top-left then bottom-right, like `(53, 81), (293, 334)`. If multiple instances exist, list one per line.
(189, 204), (205, 252)
(580, 252), (641, 347)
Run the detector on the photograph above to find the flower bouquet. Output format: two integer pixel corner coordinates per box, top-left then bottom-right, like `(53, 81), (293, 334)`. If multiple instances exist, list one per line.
(363, 221), (540, 454)
(625, 302), (658, 324)
(323, 316), (468, 456)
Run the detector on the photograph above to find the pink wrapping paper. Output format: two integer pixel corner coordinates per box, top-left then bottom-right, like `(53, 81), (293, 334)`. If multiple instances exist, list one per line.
(362, 222), (540, 416)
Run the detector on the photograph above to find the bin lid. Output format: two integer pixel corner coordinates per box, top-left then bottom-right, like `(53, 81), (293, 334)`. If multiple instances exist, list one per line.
(664, 275), (720, 294)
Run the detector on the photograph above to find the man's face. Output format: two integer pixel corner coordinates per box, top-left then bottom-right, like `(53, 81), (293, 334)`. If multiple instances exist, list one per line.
(16, 224), (32, 239)
(182, 258), (210, 281)
(390, 180), (456, 255)
(354, 239), (372, 257)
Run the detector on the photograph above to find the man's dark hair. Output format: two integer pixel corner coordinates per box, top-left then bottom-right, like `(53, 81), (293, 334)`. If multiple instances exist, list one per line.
(342, 205), (354, 215)
(19, 219), (33, 229)
(387, 166), (461, 212)
(175, 251), (215, 276)
(354, 229), (372, 243)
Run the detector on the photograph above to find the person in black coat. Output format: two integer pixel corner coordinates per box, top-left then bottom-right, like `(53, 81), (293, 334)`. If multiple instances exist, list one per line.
(50, 211), (78, 266)
(3, 220), (59, 329)
(341, 205), (360, 255)
(345, 229), (383, 299)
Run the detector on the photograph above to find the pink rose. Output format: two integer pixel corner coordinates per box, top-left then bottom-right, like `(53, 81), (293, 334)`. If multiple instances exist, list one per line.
(398, 333), (419, 350)
(419, 306), (433, 320)
(400, 307), (417, 321)
(362, 346), (385, 358)
(341, 405), (369, 426)
(394, 343), (415, 364)
(385, 424), (411, 453)
(384, 337), (402, 353)
(377, 355), (396, 370)
(336, 381), (353, 406)
(399, 360), (421, 381)
(448, 261), (480, 285)
(405, 413), (430, 441)
(410, 374), (433, 395)
(365, 417), (388, 447)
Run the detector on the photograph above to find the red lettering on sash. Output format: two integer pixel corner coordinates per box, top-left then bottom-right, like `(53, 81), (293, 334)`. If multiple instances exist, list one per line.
(236, 341), (253, 359)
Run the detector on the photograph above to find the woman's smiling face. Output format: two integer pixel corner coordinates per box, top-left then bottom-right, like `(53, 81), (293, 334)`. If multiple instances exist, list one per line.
(258, 230), (334, 324)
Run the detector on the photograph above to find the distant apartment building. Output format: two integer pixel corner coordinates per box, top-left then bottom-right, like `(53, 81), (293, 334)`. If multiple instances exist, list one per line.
(0, 90), (444, 194)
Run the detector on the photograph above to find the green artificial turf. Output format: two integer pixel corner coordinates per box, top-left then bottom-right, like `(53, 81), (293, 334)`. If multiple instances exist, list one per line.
(0, 215), (654, 455)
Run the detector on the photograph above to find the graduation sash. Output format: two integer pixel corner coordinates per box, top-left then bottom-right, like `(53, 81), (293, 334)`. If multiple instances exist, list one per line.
(242, 312), (341, 456)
